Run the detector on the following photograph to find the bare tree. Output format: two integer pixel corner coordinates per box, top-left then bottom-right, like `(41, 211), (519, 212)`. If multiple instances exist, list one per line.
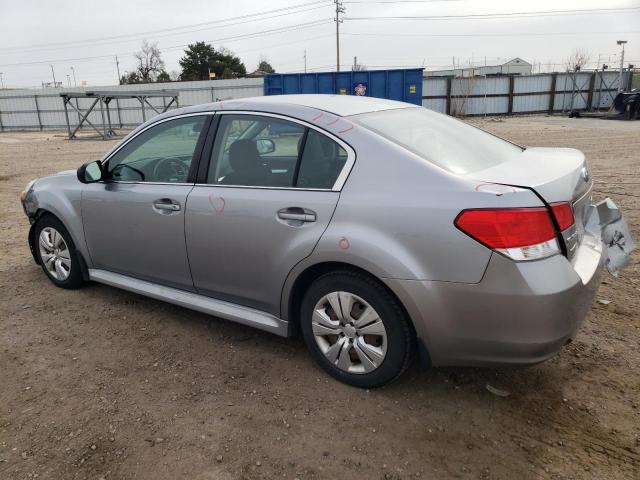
(565, 49), (591, 72)
(134, 40), (165, 82)
(352, 56), (367, 71)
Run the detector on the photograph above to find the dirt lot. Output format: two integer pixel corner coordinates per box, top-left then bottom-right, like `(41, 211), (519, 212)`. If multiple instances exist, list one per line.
(1, 116), (639, 480)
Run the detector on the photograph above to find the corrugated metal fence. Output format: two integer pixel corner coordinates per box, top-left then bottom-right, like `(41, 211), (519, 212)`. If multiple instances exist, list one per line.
(0, 70), (631, 131)
(422, 70), (631, 116)
(0, 78), (263, 131)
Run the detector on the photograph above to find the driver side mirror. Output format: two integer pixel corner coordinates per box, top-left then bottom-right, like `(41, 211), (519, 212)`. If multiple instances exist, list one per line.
(255, 138), (276, 155)
(77, 160), (104, 184)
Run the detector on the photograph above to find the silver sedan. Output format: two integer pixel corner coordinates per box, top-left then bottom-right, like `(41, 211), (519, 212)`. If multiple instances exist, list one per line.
(20, 95), (635, 388)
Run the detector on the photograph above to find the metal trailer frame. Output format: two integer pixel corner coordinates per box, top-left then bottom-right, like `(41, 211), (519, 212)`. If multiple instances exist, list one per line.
(60, 90), (179, 139)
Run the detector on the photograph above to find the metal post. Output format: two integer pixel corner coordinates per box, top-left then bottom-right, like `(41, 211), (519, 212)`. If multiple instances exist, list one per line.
(75, 98), (81, 127)
(34, 95), (42, 130)
(140, 97), (146, 122)
(105, 98), (113, 137)
(597, 70), (603, 110)
(62, 96), (72, 139)
(99, 97), (107, 140)
(587, 72), (596, 111)
(335, 0), (344, 72)
(616, 40), (627, 92)
(548, 73), (557, 114)
(445, 77), (452, 115)
(115, 98), (122, 128)
(507, 76), (514, 115)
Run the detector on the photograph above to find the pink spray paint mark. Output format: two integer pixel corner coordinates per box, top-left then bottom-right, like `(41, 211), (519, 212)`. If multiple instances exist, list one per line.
(338, 236), (350, 250)
(338, 124), (354, 134)
(208, 194), (226, 213)
(326, 117), (340, 126)
(312, 112), (324, 121)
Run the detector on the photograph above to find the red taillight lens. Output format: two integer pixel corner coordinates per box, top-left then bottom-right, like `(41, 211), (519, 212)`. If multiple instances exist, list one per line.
(455, 208), (556, 249)
(549, 202), (575, 231)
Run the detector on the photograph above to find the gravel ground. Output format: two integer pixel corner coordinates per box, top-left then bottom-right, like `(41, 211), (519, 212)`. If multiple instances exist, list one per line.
(1, 116), (638, 480)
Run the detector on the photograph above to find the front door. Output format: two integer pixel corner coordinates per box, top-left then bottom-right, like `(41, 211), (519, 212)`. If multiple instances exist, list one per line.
(82, 115), (209, 290)
(185, 113), (351, 315)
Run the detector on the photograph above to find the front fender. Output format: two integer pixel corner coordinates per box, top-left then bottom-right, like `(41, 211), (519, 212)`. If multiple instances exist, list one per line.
(26, 174), (91, 267)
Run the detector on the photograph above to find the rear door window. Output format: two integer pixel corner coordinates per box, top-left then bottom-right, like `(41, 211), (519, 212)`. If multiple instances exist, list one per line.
(206, 114), (349, 190)
(207, 115), (305, 187)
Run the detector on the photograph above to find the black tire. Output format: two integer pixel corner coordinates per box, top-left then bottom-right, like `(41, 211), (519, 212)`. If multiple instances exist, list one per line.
(300, 270), (415, 388)
(34, 215), (85, 289)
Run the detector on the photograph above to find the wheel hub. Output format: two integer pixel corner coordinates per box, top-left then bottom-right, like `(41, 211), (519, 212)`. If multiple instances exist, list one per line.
(343, 324), (357, 338)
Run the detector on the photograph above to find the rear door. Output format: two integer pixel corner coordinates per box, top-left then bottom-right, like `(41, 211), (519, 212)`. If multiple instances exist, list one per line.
(185, 112), (352, 315)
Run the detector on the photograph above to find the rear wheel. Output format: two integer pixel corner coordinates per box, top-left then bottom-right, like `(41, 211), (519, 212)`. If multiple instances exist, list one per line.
(34, 216), (84, 289)
(300, 270), (414, 388)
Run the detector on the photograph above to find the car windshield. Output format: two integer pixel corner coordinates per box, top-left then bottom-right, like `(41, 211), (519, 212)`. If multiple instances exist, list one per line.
(350, 107), (523, 174)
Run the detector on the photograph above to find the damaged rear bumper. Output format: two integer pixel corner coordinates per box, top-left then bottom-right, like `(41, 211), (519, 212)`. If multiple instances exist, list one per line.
(385, 197), (635, 367)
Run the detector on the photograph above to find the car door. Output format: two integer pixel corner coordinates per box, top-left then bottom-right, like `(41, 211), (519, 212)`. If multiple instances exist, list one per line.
(185, 112), (352, 315)
(82, 114), (210, 290)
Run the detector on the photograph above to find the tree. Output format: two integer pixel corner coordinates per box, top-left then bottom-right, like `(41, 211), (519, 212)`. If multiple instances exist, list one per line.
(156, 71), (171, 83)
(179, 42), (246, 81)
(134, 40), (165, 82)
(565, 49), (591, 72)
(257, 56), (275, 74)
(120, 71), (142, 85)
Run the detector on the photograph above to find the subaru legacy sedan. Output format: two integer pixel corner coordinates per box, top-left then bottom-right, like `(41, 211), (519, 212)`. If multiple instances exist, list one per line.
(20, 95), (635, 388)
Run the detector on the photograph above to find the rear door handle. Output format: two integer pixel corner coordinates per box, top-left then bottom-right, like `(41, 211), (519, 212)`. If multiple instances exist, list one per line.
(277, 208), (316, 223)
(153, 199), (181, 212)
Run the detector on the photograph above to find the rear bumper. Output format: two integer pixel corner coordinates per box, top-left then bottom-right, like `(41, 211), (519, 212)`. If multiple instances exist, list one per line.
(384, 241), (604, 367)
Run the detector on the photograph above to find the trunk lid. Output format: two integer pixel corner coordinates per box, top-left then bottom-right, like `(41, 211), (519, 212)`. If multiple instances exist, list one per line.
(467, 147), (593, 260)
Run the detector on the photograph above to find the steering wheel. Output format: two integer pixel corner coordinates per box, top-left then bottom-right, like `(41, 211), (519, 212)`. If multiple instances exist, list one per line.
(152, 157), (190, 182)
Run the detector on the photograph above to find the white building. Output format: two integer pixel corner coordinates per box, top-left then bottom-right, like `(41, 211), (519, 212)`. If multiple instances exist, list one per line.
(425, 58), (532, 77)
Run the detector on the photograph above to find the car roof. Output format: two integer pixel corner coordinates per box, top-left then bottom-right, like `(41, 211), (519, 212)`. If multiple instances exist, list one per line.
(179, 94), (413, 117)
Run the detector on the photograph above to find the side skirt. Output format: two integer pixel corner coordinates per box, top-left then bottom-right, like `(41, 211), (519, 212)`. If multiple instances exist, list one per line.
(88, 269), (289, 337)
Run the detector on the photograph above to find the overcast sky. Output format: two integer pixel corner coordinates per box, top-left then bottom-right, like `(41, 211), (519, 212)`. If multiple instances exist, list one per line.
(0, 0), (638, 88)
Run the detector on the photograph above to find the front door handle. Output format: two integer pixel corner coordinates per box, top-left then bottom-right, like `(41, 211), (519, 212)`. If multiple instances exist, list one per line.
(153, 199), (181, 212)
(277, 207), (316, 223)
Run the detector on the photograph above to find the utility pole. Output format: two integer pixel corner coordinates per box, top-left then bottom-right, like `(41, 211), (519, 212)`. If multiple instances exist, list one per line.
(70, 66), (77, 87)
(49, 65), (57, 87)
(66, 75), (71, 87)
(353, 56), (356, 70)
(334, 0), (344, 72)
(304, 50), (307, 73)
(616, 40), (627, 92)
(0, 72), (4, 89)
(116, 56), (121, 85)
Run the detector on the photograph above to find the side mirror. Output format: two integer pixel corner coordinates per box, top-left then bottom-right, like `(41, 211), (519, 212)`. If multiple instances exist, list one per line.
(255, 138), (276, 155)
(77, 160), (104, 184)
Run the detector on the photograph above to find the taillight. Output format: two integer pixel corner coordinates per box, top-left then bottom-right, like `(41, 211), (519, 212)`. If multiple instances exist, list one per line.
(455, 208), (560, 261)
(549, 202), (575, 231)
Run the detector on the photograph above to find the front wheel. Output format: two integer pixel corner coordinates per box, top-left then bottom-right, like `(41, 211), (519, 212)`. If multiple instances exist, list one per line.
(34, 216), (85, 289)
(300, 271), (414, 388)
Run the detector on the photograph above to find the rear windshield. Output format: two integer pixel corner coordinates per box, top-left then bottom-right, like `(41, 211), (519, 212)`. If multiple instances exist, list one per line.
(350, 107), (523, 174)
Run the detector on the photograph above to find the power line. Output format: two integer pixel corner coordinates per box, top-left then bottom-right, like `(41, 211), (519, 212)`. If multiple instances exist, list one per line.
(342, 30), (640, 38)
(345, 7), (640, 21)
(0, 0), (332, 54)
(0, 20), (333, 68)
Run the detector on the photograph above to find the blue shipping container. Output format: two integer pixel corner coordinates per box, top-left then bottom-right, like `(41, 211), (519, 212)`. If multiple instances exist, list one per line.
(263, 68), (424, 106)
